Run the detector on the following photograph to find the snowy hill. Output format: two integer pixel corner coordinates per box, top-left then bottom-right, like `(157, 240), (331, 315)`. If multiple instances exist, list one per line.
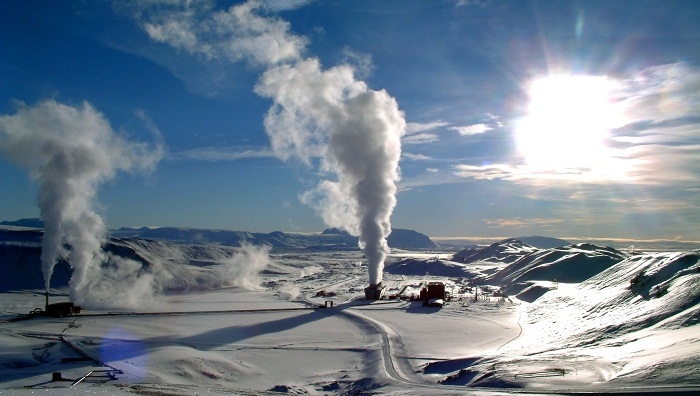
(487, 242), (628, 301)
(517, 235), (570, 248)
(0, 231), (323, 295)
(526, 250), (700, 348)
(437, 249), (700, 388)
(452, 238), (539, 264)
(386, 239), (628, 302)
(385, 257), (475, 278)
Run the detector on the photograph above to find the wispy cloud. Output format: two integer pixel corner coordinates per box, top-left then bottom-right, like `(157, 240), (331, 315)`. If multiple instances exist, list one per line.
(449, 114), (502, 136)
(405, 121), (450, 133)
(136, 0), (307, 66)
(453, 162), (634, 183)
(341, 47), (374, 80)
(449, 123), (492, 135)
(169, 146), (275, 161)
(402, 121), (449, 144)
(618, 63), (700, 125)
(484, 217), (564, 229)
(402, 152), (432, 161)
(262, 0), (315, 12)
(454, 0), (489, 7)
(397, 168), (464, 190)
(402, 132), (440, 144)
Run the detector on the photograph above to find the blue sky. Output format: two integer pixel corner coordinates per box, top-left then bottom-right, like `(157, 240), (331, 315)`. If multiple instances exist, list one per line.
(1, 0), (699, 241)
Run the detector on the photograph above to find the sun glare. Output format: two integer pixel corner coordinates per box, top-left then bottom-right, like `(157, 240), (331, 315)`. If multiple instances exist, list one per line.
(516, 74), (625, 178)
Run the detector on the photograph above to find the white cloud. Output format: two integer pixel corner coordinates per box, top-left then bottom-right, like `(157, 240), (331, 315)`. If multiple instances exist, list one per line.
(402, 152), (431, 161)
(484, 217), (564, 229)
(262, 0), (315, 12)
(405, 120), (449, 134)
(138, 0), (307, 66)
(608, 63), (700, 186)
(618, 63), (700, 125)
(452, 163), (632, 183)
(169, 146), (275, 161)
(341, 47), (374, 80)
(402, 132), (439, 144)
(449, 123), (492, 135)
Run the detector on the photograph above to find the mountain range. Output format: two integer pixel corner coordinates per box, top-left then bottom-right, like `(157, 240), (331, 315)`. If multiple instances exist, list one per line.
(1, 218), (438, 250)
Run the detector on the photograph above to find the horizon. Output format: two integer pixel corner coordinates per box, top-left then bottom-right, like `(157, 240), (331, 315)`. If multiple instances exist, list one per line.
(4, 217), (700, 252)
(1, 1), (700, 241)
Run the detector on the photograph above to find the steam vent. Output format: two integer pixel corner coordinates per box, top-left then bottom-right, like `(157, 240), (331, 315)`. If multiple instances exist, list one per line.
(364, 282), (386, 300)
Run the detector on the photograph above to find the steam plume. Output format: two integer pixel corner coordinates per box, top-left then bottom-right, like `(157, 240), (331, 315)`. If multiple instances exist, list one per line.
(214, 243), (272, 290)
(256, 59), (405, 285)
(0, 100), (163, 304)
(137, 0), (405, 286)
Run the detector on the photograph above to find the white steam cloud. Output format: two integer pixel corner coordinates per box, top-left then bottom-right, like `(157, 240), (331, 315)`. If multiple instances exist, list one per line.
(214, 243), (272, 290)
(136, 0), (405, 286)
(277, 284), (302, 301)
(83, 253), (172, 310)
(256, 59), (405, 285)
(0, 100), (164, 307)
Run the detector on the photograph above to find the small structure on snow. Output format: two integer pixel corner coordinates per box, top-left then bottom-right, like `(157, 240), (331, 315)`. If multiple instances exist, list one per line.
(364, 282), (386, 300)
(420, 281), (447, 306)
(33, 292), (81, 318)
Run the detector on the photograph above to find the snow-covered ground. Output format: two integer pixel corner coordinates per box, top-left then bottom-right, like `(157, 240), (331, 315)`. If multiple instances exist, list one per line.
(1, 234), (699, 395)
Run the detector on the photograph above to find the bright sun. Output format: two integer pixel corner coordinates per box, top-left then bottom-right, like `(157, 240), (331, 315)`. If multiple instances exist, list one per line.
(515, 74), (624, 176)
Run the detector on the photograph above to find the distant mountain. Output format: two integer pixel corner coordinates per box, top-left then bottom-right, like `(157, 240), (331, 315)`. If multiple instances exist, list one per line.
(321, 228), (347, 235)
(387, 229), (437, 250)
(2, 219), (437, 251)
(0, 218), (44, 228)
(516, 236), (570, 249)
(111, 226), (437, 250)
